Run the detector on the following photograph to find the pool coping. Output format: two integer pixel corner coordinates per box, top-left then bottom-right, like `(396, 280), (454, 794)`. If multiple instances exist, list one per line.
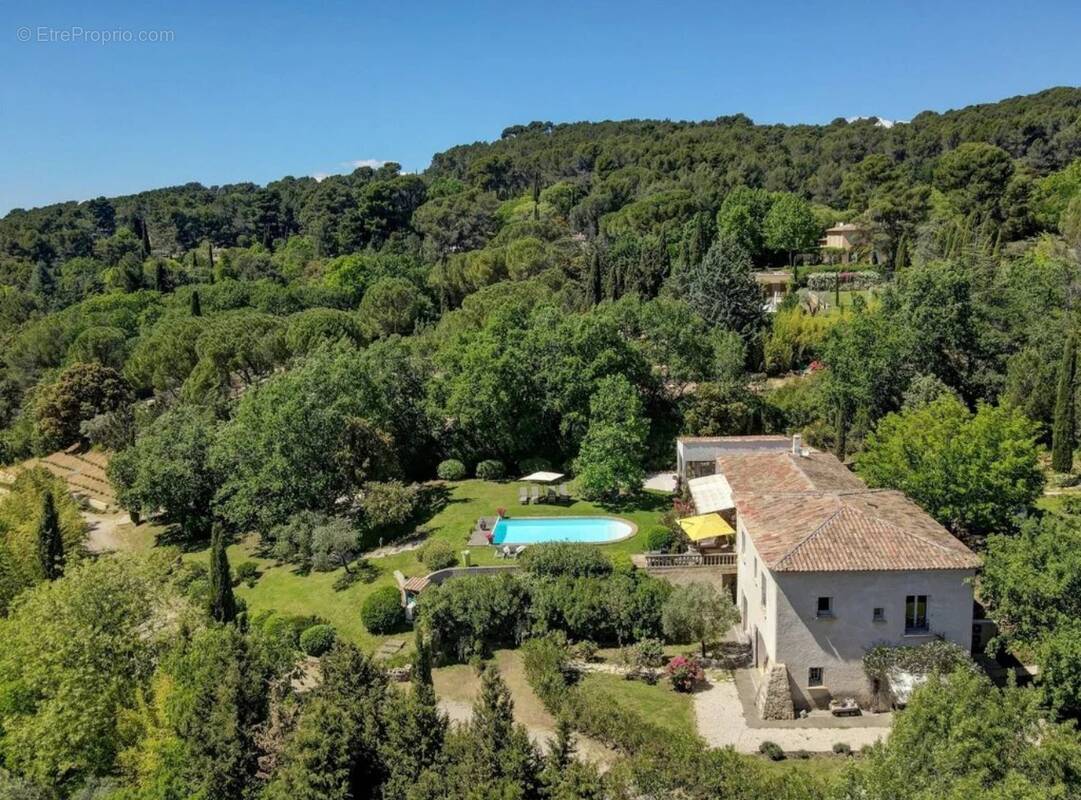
(475, 514), (639, 547)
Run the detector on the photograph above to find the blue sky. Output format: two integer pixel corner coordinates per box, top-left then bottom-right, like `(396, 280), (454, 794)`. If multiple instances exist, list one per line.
(2, 0), (1079, 214)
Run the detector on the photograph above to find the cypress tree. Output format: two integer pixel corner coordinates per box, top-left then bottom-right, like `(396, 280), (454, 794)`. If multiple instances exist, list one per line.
(137, 216), (152, 257)
(588, 248), (603, 306)
(36, 491), (64, 581)
(154, 261), (168, 292)
(413, 629), (433, 692)
(190, 289), (202, 317)
(209, 523), (237, 623)
(834, 404), (848, 461)
(1052, 334), (1077, 473)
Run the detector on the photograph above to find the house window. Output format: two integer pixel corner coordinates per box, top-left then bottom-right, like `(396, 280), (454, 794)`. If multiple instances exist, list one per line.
(872, 607), (885, 622)
(808, 667), (823, 687)
(905, 595), (928, 633)
(760, 576), (767, 608)
(816, 596), (833, 618)
(753, 557), (758, 579)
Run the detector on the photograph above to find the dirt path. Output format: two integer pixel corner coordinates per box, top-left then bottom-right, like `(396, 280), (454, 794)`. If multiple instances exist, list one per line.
(433, 650), (618, 768)
(82, 509), (161, 553)
(694, 670), (890, 753)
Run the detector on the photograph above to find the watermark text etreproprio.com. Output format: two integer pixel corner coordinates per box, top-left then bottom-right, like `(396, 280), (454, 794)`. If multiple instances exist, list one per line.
(16, 26), (175, 44)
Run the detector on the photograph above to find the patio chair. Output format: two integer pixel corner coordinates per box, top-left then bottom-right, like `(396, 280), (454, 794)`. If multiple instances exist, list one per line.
(530, 486), (540, 504)
(558, 483), (570, 502)
(519, 487), (529, 504)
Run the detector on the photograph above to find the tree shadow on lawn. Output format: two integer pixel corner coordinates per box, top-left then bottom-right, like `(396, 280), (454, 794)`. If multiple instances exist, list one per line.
(594, 490), (670, 515)
(154, 521), (211, 553)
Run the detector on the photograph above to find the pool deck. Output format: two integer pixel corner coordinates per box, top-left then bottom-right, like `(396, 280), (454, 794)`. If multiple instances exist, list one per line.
(468, 516), (499, 546)
(468, 515), (638, 547)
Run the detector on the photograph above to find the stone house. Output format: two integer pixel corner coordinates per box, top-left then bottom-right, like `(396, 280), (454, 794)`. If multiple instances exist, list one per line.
(679, 435), (980, 716)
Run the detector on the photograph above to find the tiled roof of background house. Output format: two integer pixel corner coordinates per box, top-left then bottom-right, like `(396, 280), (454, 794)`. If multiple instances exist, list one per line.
(716, 450), (867, 494)
(734, 490), (981, 572)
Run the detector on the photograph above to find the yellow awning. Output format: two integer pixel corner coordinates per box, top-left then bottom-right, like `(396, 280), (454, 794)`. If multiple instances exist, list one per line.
(678, 513), (735, 542)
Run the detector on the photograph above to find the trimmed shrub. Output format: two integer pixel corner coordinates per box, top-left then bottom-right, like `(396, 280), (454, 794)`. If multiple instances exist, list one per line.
(646, 526), (675, 553)
(759, 740), (785, 761)
(437, 459), (467, 481)
(419, 540), (458, 571)
(361, 586), (405, 634)
(832, 742), (852, 755)
(234, 560), (259, 587)
(475, 459), (506, 480)
(631, 637), (665, 668)
(571, 640), (598, 662)
(806, 270), (882, 291)
(794, 749), (811, 760)
(299, 624), (337, 656)
(519, 542), (613, 578)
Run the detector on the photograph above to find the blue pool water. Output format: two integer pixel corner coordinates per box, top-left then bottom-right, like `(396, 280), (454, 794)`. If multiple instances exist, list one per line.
(491, 516), (634, 545)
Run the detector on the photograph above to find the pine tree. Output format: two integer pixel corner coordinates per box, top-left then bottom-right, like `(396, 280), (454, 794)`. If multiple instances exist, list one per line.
(190, 289), (202, 317)
(209, 523), (237, 623)
(546, 715), (575, 771)
(36, 491), (64, 580)
(379, 635), (447, 800)
(1052, 333), (1077, 473)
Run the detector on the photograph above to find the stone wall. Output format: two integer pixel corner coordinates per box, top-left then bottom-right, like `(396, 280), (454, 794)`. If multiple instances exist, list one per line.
(755, 663), (795, 720)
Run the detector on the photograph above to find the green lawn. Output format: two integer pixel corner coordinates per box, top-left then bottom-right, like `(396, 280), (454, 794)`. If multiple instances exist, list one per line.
(576, 671), (696, 737)
(181, 479), (667, 653)
(757, 754), (855, 784)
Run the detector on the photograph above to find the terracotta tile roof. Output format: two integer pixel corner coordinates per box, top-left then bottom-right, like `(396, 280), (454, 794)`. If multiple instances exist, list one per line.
(734, 490), (981, 572)
(716, 451), (866, 494)
(709, 445), (980, 572)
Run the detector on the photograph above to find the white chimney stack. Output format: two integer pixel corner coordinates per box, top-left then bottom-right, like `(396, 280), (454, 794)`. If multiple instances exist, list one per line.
(792, 434), (802, 455)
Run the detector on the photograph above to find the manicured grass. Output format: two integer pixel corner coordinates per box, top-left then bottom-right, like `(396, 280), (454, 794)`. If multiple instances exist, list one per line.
(757, 754), (855, 783)
(809, 288), (878, 315)
(181, 479), (668, 652)
(577, 671), (696, 737)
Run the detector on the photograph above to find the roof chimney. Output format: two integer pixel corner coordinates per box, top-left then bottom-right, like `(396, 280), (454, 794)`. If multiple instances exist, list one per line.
(792, 434), (802, 455)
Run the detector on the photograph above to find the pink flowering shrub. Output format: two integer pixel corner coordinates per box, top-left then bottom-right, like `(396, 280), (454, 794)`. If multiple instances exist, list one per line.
(666, 655), (704, 692)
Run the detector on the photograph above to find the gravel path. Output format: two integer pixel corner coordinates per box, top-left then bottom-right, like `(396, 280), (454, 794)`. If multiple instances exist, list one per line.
(694, 671), (890, 753)
(82, 509), (133, 553)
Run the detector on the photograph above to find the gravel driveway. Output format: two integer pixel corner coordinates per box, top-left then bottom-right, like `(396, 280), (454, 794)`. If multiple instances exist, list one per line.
(694, 670), (891, 753)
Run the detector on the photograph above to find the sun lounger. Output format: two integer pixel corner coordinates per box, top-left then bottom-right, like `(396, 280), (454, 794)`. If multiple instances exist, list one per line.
(512, 545), (526, 558)
(501, 545), (512, 559)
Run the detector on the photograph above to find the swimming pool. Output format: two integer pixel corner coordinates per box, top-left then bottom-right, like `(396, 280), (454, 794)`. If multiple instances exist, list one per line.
(490, 516), (635, 545)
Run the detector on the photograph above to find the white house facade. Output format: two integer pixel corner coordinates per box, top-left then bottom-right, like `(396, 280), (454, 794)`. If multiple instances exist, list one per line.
(687, 435), (981, 715)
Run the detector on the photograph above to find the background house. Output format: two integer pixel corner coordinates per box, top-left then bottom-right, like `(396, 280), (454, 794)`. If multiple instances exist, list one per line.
(819, 222), (869, 264)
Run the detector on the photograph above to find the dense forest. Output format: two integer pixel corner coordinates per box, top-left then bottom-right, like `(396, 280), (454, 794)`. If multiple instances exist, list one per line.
(3, 86), (1081, 799)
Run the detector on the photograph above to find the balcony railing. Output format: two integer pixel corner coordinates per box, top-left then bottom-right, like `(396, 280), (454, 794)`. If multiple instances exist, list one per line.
(643, 552), (737, 569)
